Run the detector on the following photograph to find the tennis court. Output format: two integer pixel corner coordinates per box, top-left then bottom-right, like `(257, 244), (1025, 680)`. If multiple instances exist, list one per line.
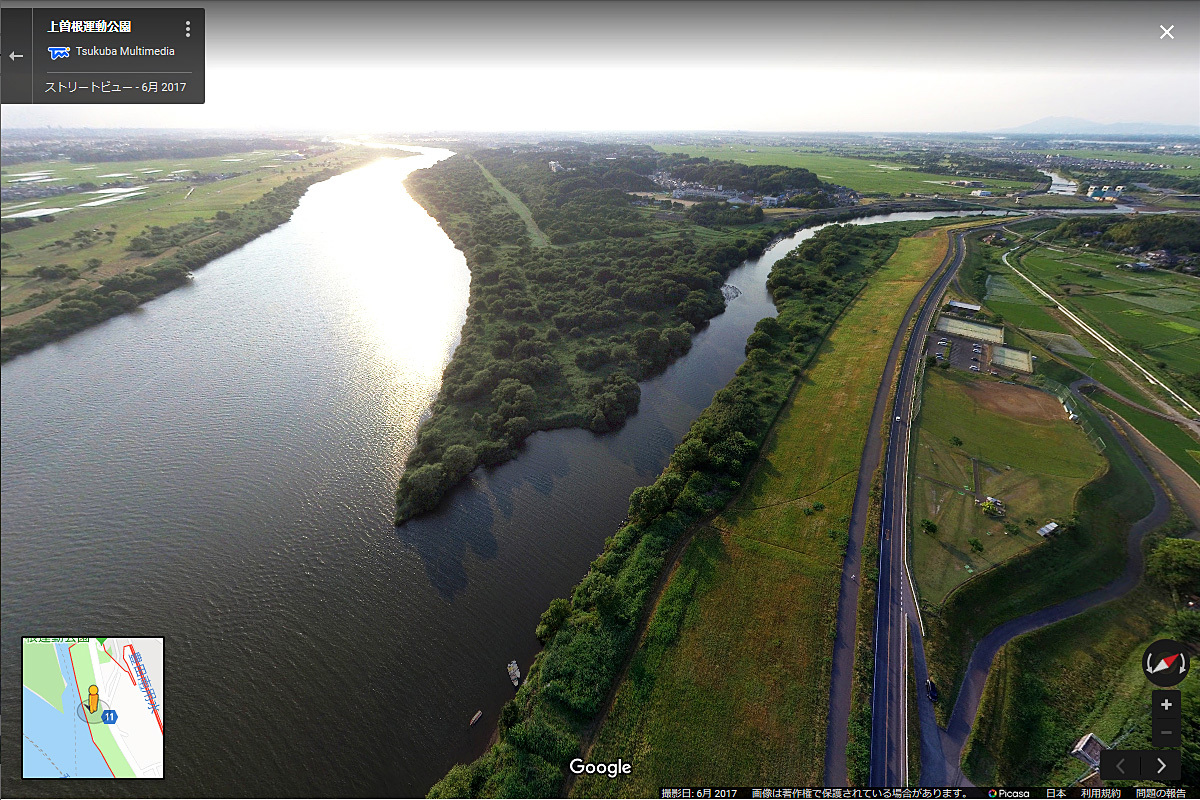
(991, 345), (1033, 373)
(936, 316), (1005, 343)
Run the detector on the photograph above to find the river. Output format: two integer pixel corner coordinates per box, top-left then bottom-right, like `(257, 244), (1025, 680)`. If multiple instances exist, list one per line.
(1039, 168), (1079, 196)
(1, 147), (1003, 796)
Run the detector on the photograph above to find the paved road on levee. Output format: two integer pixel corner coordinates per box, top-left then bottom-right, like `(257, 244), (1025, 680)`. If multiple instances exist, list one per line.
(824, 226), (972, 786)
(868, 229), (971, 787)
(864, 228), (1171, 786)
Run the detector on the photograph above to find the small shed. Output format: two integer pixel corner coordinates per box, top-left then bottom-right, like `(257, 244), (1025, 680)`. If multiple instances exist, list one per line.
(1037, 522), (1059, 537)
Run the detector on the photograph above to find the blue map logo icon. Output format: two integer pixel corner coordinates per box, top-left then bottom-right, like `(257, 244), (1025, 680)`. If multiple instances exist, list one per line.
(47, 47), (71, 60)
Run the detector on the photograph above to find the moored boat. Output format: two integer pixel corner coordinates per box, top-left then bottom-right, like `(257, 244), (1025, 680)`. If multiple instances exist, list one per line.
(470, 710), (482, 726)
(507, 660), (521, 687)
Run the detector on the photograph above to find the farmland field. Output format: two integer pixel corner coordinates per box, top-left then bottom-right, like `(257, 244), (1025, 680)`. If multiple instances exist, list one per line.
(1090, 392), (1200, 483)
(1, 145), (378, 319)
(649, 144), (1038, 197)
(573, 231), (956, 795)
(910, 370), (1104, 604)
(1008, 247), (1200, 395)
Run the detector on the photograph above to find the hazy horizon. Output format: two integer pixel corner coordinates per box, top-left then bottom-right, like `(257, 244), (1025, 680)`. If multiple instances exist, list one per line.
(2, 0), (1198, 133)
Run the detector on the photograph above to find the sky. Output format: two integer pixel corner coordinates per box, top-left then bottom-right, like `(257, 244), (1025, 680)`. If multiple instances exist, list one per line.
(3, 0), (1199, 133)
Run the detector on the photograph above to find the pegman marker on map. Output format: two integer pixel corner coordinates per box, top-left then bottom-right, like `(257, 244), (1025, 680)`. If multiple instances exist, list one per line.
(88, 684), (99, 713)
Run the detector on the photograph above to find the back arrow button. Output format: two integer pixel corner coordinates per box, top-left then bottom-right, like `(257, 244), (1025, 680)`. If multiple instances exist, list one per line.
(9, 51), (24, 61)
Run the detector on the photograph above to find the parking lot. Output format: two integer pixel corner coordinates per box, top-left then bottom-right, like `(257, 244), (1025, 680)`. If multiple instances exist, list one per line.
(925, 332), (996, 375)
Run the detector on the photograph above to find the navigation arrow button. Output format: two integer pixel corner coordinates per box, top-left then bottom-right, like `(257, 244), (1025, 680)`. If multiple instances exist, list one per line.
(1145, 750), (1181, 781)
(8, 51), (24, 61)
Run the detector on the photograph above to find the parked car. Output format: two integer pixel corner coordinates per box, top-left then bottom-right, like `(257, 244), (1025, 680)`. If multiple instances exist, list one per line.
(926, 679), (938, 702)
(970, 365), (981, 371)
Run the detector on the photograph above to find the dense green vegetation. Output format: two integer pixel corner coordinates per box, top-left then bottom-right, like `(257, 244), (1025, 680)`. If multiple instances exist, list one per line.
(656, 154), (824, 194)
(0, 170), (345, 362)
(961, 527), (1199, 787)
(896, 151), (1041, 183)
(396, 147), (824, 522)
(428, 222), (940, 797)
(686, 201), (765, 227)
(1049, 215), (1200, 258)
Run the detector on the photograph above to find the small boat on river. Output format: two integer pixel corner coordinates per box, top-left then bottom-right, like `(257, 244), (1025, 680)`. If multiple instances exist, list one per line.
(507, 660), (521, 687)
(470, 710), (482, 726)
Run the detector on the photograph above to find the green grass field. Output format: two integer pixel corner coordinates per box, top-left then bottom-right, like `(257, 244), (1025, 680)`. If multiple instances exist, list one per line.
(1056, 354), (1150, 405)
(1091, 392), (1200, 483)
(911, 370), (1104, 603)
(1, 145), (380, 319)
(923, 388), (1156, 728)
(573, 231), (958, 795)
(471, 157), (551, 248)
(649, 145), (1038, 197)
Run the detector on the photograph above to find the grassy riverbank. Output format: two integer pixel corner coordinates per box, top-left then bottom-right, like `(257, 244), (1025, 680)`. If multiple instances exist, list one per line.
(396, 148), (796, 523)
(425, 219), (968, 797)
(1, 144), (381, 362)
(395, 146), (986, 524)
(571, 227), (959, 795)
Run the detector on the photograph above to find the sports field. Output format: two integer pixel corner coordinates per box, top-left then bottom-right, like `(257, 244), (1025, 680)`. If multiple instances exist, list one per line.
(573, 231), (957, 795)
(990, 346), (1032, 372)
(649, 145), (1038, 197)
(936, 317), (1004, 343)
(910, 370), (1104, 604)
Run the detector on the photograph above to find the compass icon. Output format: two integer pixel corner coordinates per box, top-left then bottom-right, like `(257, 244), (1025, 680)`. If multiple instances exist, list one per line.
(1143, 639), (1190, 687)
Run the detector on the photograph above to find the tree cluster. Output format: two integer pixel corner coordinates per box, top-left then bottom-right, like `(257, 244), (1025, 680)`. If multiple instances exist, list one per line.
(658, 154), (824, 194)
(396, 153), (790, 523)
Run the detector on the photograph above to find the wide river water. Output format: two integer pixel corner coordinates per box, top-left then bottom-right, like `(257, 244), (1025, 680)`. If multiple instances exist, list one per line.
(1, 147), (1002, 796)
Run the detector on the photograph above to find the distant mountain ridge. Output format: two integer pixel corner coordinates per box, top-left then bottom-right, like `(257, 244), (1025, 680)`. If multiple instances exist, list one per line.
(997, 116), (1200, 136)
